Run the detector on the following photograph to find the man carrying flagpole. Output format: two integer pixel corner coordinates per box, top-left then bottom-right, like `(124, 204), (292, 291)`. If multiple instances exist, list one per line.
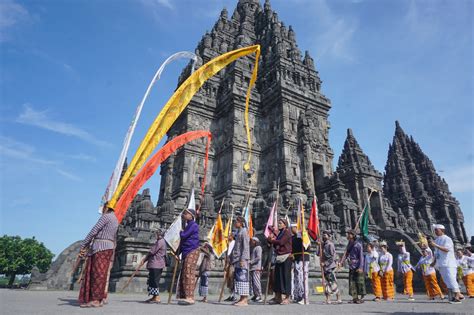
(292, 200), (311, 304)
(231, 216), (250, 306)
(176, 189), (200, 305)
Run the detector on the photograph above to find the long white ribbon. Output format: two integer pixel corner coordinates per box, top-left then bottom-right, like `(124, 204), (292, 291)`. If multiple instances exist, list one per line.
(99, 51), (197, 213)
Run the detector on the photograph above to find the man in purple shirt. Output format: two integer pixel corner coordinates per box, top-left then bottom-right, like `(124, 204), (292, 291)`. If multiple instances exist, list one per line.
(177, 208), (200, 305)
(341, 229), (366, 304)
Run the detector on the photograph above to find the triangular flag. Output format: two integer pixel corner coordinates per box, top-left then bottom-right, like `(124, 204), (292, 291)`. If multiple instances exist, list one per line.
(187, 188), (196, 213)
(360, 204), (369, 239)
(223, 217), (231, 240)
(297, 200), (311, 249)
(264, 202), (277, 238)
(207, 223), (216, 241)
(308, 196), (319, 240)
(242, 206), (254, 238)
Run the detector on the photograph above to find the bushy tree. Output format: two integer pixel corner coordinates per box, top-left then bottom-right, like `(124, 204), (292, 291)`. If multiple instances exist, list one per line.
(0, 235), (54, 286)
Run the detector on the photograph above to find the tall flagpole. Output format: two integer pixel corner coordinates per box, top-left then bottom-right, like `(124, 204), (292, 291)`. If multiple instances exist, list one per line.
(264, 178), (280, 304)
(338, 188), (376, 269)
(218, 202), (234, 302)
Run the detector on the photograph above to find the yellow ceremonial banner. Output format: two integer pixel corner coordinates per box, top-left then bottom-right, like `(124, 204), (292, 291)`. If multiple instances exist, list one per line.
(211, 212), (227, 258)
(109, 45), (261, 208)
(297, 202), (311, 249)
(248, 209), (254, 238)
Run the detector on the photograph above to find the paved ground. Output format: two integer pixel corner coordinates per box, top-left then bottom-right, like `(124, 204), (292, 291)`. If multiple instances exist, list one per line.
(1, 290), (472, 314)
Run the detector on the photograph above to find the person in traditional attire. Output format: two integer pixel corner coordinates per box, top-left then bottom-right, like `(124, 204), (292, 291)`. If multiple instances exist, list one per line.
(420, 238), (449, 295)
(365, 242), (382, 301)
(396, 240), (415, 301)
(456, 247), (474, 298)
(378, 241), (395, 301)
(177, 208), (200, 305)
(430, 224), (462, 304)
(267, 218), (293, 305)
(291, 223), (309, 305)
(231, 216), (250, 306)
(198, 242), (213, 303)
(78, 206), (119, 308)
(341, 229), (365, 304)
(415, 248), (444, 300)
(140, 228), (166, 303)
(316, 230), (341, 304)
(224, 233), (237, 302)
(249, 237), (262, 303)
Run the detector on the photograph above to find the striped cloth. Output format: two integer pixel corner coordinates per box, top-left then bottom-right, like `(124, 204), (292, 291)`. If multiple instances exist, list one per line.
(381, 270), (395, 300)
(403, 270), (414, 296)
(370, 271), (383, 298)
(250, 270), (261, 297)
(81, 212), (119, 254)
(463, 274), (474, 297)
(423, 273), (443, 298)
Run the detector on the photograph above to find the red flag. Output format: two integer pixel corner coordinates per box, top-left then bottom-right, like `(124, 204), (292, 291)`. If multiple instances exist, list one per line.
(308, 196), (319, 240)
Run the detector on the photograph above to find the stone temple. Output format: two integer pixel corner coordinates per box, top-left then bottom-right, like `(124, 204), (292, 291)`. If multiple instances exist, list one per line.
(31, 0), (469, 293)
(107, 0), (468, 293)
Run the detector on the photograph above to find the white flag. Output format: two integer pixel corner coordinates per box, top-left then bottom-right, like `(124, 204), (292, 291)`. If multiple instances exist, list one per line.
(164, 215), (182, 253)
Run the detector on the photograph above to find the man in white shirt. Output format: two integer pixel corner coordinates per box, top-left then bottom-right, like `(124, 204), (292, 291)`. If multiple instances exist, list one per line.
(429, 224), (462, 304)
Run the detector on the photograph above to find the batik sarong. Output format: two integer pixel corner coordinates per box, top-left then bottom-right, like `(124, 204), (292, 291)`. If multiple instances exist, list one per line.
(324, 268), (339, 296)
(78, 249), (113, 303)
(177, 248), (199, 299)
(293, 260), (309, 302)
(348, 269), (366, 299)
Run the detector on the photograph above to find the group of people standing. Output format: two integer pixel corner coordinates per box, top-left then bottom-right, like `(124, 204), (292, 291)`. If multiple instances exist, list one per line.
(337, 224), (473, 305)
(77, 204), (472, 308)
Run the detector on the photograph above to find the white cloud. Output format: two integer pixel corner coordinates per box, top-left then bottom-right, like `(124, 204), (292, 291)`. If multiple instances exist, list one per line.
(0, 0), (32, 42)
(0, 136), (55, 165)
(16, 104), (110, 147)
(139, 0), (175, 21)
(0, 136), (82, 182)
(56, 169), (82, 182)
(442, 165), (474, 194)
(306, 0), (358, 63)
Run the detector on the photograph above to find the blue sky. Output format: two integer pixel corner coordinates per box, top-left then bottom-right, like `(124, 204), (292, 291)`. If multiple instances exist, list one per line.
(0, 0), (472, 256)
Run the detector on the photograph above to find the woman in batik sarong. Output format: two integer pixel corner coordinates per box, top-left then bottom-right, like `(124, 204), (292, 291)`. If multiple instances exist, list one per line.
(78, 206), (119, 308)
(177, 208), (200, 305)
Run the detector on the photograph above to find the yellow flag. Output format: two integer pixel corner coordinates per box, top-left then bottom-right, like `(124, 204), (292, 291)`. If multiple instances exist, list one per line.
(211, 212), (227, 258)
(207, 223), (215, 241)
(223, 217), (231, 240)
(297, 201), (311, 249)
(109, 45), (261, 208)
